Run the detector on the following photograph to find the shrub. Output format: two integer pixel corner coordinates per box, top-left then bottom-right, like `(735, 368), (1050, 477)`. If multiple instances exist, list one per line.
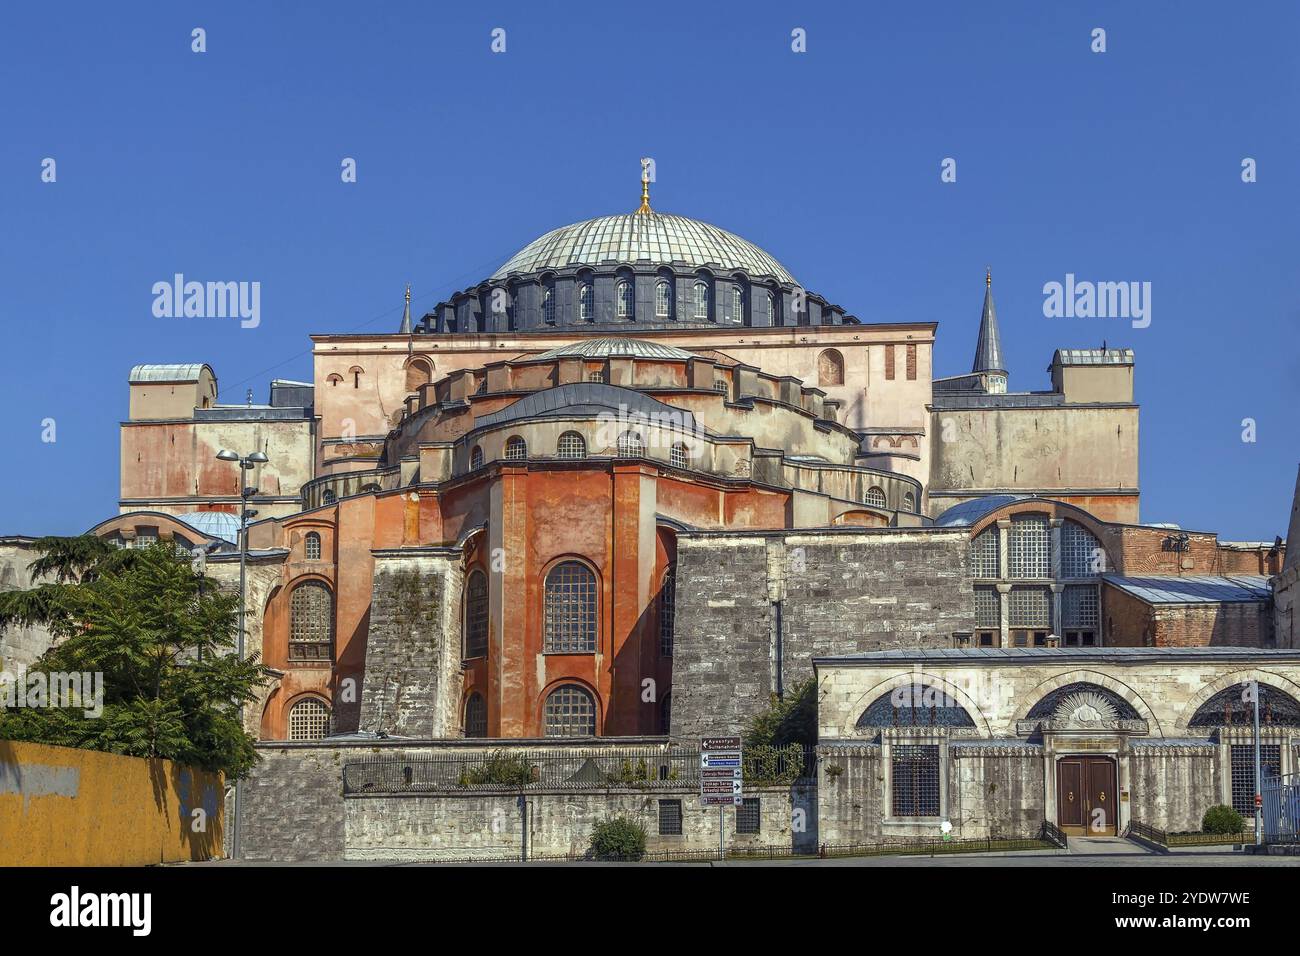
(589, 817), (647, 861)
(458, 750), (536, 787)
(1201, 805), (1246, 835)
(744, 677), (817, 749)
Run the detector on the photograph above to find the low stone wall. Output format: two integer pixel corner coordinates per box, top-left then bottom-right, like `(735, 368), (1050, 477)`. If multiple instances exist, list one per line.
(1127, 742), (1219, 832)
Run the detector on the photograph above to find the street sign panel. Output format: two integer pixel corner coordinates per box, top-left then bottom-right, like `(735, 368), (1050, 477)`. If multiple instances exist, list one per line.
(700, 736), (743, 807)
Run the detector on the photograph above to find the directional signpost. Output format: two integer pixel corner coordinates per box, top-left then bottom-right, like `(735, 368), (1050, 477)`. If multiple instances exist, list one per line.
(701, 736), (743, 857)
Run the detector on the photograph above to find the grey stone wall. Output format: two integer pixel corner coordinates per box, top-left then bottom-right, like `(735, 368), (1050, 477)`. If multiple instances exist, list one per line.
(359, 551), (463, 738)
(672, 529), (974, 739)
(240, 747), (346, 862)
(950, 743), (1046, 838)
(0, 541), (56, 672)
(1128, 743), (1219, 832)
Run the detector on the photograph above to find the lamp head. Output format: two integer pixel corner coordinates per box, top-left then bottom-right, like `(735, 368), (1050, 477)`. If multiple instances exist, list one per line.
(248, 452), (269, 464)
(216, 449), (239, 462)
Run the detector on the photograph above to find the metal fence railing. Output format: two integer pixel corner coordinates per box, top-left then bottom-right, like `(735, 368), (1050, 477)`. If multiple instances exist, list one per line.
(1263, 772), (1300, 844)
(1124, 820), (1251, 848)
(1039, 819), (1068, 850)
(342, 744), (818, 795)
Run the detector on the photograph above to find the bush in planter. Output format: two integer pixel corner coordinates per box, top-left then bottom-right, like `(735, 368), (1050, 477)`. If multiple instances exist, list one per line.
(1201, 805), (1246, 835)
(589, 817), (647, 861)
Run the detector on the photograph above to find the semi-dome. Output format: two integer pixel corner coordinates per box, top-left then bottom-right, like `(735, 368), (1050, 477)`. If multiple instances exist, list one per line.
(534, 337), (697, 362)
(491, 212), (797, 285)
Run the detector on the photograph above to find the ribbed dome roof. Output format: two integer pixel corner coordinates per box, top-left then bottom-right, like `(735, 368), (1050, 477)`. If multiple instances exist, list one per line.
(535, 337), (697, 361)
(491, 212), (796, 284)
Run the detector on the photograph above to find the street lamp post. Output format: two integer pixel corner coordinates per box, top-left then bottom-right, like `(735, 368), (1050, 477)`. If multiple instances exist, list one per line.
(216, 448), (268, 860)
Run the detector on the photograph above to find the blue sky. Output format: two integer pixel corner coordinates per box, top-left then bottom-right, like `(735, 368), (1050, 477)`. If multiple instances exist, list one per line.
(1, 1), (1296, 539)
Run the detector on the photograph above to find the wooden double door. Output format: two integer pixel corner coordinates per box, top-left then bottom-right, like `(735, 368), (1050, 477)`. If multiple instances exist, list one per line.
(1056, 756), (1117, 836)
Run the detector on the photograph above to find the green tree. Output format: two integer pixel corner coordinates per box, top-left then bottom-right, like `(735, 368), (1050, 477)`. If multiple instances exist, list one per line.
(744, 677), (817, 749)
(0, 537), (270, 778)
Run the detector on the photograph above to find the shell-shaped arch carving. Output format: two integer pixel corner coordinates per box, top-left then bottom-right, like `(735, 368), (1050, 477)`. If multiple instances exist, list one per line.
(1014, 670), (1158, 734)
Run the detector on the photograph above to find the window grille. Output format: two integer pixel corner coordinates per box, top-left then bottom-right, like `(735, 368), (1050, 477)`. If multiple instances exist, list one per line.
(304, 532), (321, 560)
(1008, 586), (1051, 628)
(1230, 744), (1280, 817)
(1009, 515), (1051, 577)
(969, 528), (1000, 577)
(1063, 584), (1099, 628)
(736, 798), (761, 834)
(617, 431), (644, 457)
(693, 281), (709, 319)
(1061, 521), (1103, 577)
(891, 744), (940, 817)
(670, 443), (690, 469)
(658, 799), (683, 835)
(289, 698), (330, 740)
(659, 566), (676, 656)
(616, 280), (633, 318)
(463, 693), (487, 737)
(289, 582), (333, 661)
(544, 562), (597, 653)
(504, 436), (527, 460)
(543, 684), (596, 736)
(766, 292), (778, 324)
(557, 431), (586, 459)
(902, 492), (915, 513)
(731, 286), (744, 322)
(578, 283), (594, 321)
(974, 586), (1000, 628)
(655, 281), (671, 317)
(469, 446), (483, 469)
(542, 287), (555, 324)
(863, 486), (887, 508)
(464, 570), (488, 658)
(713, 380), (729, 395)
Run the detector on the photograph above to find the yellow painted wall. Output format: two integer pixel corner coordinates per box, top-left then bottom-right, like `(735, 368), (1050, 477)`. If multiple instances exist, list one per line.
(0, 741), (224, 866)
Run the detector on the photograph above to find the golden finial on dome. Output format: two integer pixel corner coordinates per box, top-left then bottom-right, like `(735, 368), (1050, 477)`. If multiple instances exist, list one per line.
(637, 158), (653, 214)
(986, 267), (992, 287)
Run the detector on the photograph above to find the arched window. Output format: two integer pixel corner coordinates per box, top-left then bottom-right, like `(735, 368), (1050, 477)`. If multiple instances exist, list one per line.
(289, 581), (333, 662)
(818, 348), (845, 386)
(326, 373), (343, 387)
(544, 684), (596, 737)
(713, 380), (729, 396)
(655, 280), (671, 317)
(349, 366), (364, 389)
(731, 285), (744, 323)
(469, 445), (484, 469)
(1026, 682), (1140, 721)
(693, 280), (709, 319)
(304, 532), (321, 561)
(289, 698), (331, 740)
(659, 565), (676, 656)
(1061, 521), (1104, 577)
(464, 693), (487, 738)
(670, 443), (690, 469)
(1009, 514), (1051, 578)
(405, 357), (433, 393)
(901, 492), (915, 513)
(321, 489), (337, 505)
(578, 283), (594, 321)
(557, 431), (586, 459)
(464, 570), (488, 659)
(1189, 685), (1300, 729)
(504, 436), (527, 461)
(863, 485), (887, 508)
(856, 684), (977, 729)
(969, 527), (1000, 577)
(544, 561), (597, 653)
(542, 286), (555, 324)
(766, 291), (779, 324)
(616, 280), (633, 318)
(617, 430), (644, 457)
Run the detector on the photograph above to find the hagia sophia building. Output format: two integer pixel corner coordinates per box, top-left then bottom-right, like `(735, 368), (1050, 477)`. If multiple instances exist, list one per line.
(8, 167), (1294, 769)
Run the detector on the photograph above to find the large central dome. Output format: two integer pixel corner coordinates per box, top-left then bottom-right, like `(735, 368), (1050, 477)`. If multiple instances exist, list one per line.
(490, 212), (797, 284)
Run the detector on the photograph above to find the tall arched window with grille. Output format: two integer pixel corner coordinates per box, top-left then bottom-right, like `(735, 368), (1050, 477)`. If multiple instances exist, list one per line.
(289, 697), (331, 740)
(766, 291), (779, 324)
(863, 485), (887, 508)
(659, 565), (676, 656)
(670, 442), (690, 469)
(544, 561), (597, 653)
(542, 286), (555, 324)
(693, 281), (709, 319)
(543, 684), (596, 737)
(464, 692), (487, 738)
(901, 492), (915, 513)
(463, 569), (488, 659)
(469, 445), (484, 469)
(1009, 514), (1051, 578)
(1061, 521), (1104, 577)
(655, 280), (671, 317)
(968, 527), (1000, 577)
(289, 581), (333, 662)
(304, 532), (321, 560)
(731, 285), (744, 323)
(578, 283), (594, 321)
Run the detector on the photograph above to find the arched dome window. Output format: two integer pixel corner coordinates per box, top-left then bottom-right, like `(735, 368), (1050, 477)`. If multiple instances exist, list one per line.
(578, 282), (594, 322)
(469, 445), (484, 469)
(557, 431), (587, 459)
(766, 291), (779, 324)
(693, 280), (709, 319)
(731, 285), (745, 324)
(542, 286), (555, 324)
(902, 492), (916, 513)
(670, 442), (690, 469)
(464, 693), (487, 738)
(616, 280), (633, 318)
(655, 280), (672, 318)
(505, 436), (527, 461)
(863, 485), (887, 508)
(617, 431), (644, 458)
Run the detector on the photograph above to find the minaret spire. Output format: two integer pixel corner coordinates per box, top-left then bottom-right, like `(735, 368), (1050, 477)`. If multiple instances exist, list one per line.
(972, 268), (1006, 378)
(398, 283), (412, 334)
